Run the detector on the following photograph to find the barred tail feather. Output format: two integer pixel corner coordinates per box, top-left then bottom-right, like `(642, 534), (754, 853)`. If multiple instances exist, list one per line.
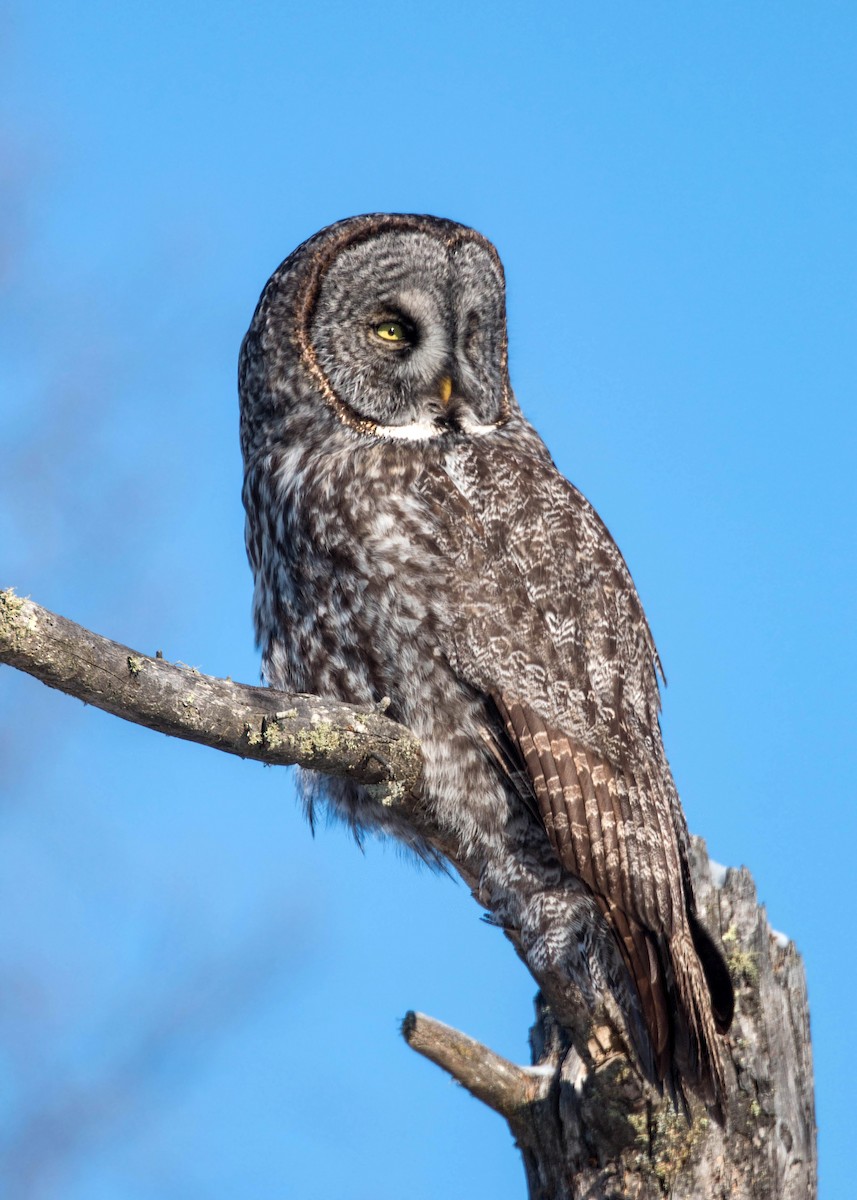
(670, 926), (730, 1122)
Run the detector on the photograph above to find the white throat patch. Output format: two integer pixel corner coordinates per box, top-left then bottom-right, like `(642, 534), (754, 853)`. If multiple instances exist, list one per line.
(372, 419), (447, 442)
(373, 415), (501, 441)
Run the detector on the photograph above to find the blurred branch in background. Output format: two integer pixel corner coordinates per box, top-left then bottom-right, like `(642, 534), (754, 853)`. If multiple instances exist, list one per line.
(0, 913), (302, 1199)
(0, 114), (312, 1200)
(0, 124), (150, 796)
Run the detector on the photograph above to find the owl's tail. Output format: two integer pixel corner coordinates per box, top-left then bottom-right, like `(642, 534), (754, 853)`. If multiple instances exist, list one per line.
(667, 919), (733, 1123)
(609, 904), (733, 1123)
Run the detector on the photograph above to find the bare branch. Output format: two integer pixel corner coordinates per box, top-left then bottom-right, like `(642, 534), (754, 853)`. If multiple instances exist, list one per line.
(0, 589), (422, 793)
(401, 1011), (541, 1125)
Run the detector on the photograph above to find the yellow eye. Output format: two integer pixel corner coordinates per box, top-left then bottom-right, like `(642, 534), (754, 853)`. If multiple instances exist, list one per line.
(375, 320), (407, 342)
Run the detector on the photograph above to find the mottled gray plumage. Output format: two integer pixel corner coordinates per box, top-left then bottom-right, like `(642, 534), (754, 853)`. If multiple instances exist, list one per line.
(239, 213), (733, 1114)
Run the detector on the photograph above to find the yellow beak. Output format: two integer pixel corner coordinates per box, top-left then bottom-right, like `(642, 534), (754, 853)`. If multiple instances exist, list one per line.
(438, 376), (453, 406)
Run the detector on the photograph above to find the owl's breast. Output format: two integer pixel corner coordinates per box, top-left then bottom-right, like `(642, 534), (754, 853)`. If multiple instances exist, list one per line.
(246, 441), (457, 719)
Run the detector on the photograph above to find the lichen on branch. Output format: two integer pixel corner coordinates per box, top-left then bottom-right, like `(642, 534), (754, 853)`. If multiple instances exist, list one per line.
(0, 588), (422, 792)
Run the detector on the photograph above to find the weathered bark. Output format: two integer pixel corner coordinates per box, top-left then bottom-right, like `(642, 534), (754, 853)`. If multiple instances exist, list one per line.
(1, 588), (817, 1196)
(406, 838), (817, 1199)
(0, 588), (422, 793)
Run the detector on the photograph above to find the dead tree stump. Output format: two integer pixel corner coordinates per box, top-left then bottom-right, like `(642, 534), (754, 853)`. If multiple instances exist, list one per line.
(405, 837), (816, 1199)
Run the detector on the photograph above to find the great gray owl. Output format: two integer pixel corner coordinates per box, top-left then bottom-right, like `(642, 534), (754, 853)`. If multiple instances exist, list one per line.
(239, 213), (734, 1116)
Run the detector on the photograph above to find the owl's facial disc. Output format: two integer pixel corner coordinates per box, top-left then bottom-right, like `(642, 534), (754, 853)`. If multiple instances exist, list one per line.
(306, 227), (510, 438)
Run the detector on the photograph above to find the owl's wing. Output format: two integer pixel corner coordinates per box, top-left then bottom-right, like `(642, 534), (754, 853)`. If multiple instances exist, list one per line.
(490, 692), (680, 1077)
(418, 440), (731, 1097)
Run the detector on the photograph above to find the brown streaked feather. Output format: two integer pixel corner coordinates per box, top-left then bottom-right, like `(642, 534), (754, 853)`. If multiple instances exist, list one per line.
(493, 695), (676, 1078)
(505, 699), (591, 886)
(588, 752), (622, 899)
(670, 926), (729, 1116)
(637, 762), (680, 933)
(609, 769), (641, 917)
(572, 744), (610, 894)
(624, 770), (664, 933)
(492, 692), (729, 1101)
(496, 695), (678, 937)
(552, 733), (591, 882)
(597, 895), (671, 1078)
(533, 712), (591, 882)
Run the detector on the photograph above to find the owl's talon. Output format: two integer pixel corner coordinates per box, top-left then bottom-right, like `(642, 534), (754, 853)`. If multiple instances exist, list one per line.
(364, 749), (394, 779)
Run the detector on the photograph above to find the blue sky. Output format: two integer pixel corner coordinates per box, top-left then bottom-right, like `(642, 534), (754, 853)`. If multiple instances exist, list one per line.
(1, 3), (854, 1196)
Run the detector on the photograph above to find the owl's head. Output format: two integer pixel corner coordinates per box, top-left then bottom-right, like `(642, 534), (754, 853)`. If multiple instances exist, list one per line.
(240, 214), (514, 455)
